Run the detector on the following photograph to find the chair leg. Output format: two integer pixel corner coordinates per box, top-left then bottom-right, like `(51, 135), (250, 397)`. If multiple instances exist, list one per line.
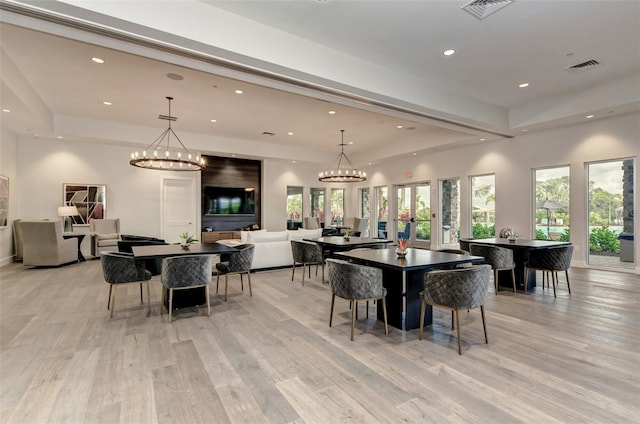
(351, 300), (357, 341)
(168, 288), (174, 323)
(366, 300), (369, 319)
(247, 272), (252, 297)
(480, 305), (488, 344)
(224, 274), (229, 301)
(110, 285), (117, 318)
(511, 269), (516, 294)
(493, 269), (499, 294)
(291, 263), (296, 282)
(451, 310), (455, 329)
(551, 271), (557, 298)
(308, 263), (311, 279)
(419, 301), (426, 340)
(107, 285), (113, 310)
(455, 309), (462, 355)
(565, 270), (571, 294)
(139, 283), (143, 303)
(381, 297), (388, 336)
(160, 286), (165, 316)
(205, 284), (211, 317)
(524, 267), (530, 293)
(301, 264), (306, 286)
(329, 294), (336, 327)
(216, 273), (220, 294)
(240, 274), (244, 291)
(146, 281), (151, 317)
(321, 264), (325, 284)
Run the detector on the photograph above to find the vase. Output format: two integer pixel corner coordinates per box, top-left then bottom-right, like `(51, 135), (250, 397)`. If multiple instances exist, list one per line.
(396, 248), (407, 257)
(180, 243), (190, 250)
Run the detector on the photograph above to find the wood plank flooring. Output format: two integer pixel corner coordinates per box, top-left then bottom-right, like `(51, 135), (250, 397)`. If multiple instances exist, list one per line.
(1, 259), (638, 423)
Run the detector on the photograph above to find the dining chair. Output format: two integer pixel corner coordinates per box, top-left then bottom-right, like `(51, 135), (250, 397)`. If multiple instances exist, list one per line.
(215, 243), (255, 301)
(101, 251), (152, 318)
(290, 240), (325, 285)
(469, 244), (517, 295)
(161, 254), (212, 322)
(525, 245), (574, 297)
(419, 264), (491, 355)
(326, 258), (388, 341)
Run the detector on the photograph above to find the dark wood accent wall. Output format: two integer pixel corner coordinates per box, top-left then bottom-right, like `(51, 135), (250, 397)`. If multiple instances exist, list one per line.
(201, 155), (261, 231)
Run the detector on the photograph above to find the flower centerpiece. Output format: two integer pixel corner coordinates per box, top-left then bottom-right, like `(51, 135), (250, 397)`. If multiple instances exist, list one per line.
(343, 229), (353, 241)
(179, 232), (197, 249)
(396, 238), (409, 257)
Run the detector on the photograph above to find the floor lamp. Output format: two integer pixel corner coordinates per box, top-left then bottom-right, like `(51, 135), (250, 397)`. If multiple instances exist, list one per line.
(58, 206), (79, 232)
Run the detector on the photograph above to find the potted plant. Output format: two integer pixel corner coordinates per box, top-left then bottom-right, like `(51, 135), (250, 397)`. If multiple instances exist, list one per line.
(179, 232), (197, 249)
(343, 230), (353, 241)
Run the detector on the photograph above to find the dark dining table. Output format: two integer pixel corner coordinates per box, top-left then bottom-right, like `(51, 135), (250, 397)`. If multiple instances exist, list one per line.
(334, 248), (484, 331)
(303, 236), (392, 256)
(132, 242), (239, 308)
(459, 238), (572, 290)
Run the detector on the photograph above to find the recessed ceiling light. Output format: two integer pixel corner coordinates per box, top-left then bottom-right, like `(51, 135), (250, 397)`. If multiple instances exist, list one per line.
(210, 119), (217, 123)
(396, 125), (404, 129)
(328, 110), (336, 115)
(2, 109), (10, 113)
(166, 73), (184, 81)
(91, 57), (104, 64)
(57, 136), (63, 139)
(292, 160), (297, 163)
(412, 153), (417, 156)
(288, 132), (294, 136)
(480, 138), (486, 141)
(348, 141), (354, 145)
(103, 101), (112, 106)
(518, 82), (529, 88)
(368, 162), (373, 165)
(443, 49), (456, 56)
(234, 89), (243, 94)
(586, 114), (594, 119)
(522, 129), (528, 132)
(231, 154), (236, 157)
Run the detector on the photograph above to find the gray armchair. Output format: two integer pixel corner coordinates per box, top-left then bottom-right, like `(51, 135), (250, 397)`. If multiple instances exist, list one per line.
(304, 216), (320, 229)
(326, 258), (388, 341)
(419, 264), (491, 355)
(291, 240), (325, 285)
(469, 244), (517, 295)
(525, 245), (574, 297)
(20, 220), (77, 267)
(215, 244), (255, 301)
(101, 251), (152, 318)
(161, 255), (213, 322)
(90, 218), (121, 257)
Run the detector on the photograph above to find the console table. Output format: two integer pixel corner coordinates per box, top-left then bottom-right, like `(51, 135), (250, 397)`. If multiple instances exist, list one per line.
(62, 233), (86, 262)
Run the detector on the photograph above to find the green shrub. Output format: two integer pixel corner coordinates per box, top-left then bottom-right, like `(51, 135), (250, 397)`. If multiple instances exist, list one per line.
(589, 226), (620, 253)
(472, 223), (495, 239)
(535, 229), (547, 240)
(559, 228), (570, 242)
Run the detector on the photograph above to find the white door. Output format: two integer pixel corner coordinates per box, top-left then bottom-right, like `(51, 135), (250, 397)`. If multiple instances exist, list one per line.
(162, 178), (197, 243)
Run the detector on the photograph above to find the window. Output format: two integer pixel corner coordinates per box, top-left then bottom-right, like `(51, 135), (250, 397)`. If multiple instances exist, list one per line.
(358, 187), (370, 236)
(534, 166), (570, 240)
(286, 186), (303, 229)
(439, 178), (460, 245)
(373, 186), (388, 238)
(310, 187), (325, 225)
(330, 188), (344, 226)
(470, 174), (495, 238)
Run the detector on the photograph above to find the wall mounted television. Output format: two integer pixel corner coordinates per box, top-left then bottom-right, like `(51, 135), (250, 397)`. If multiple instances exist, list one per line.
(204, 186), (256, 215)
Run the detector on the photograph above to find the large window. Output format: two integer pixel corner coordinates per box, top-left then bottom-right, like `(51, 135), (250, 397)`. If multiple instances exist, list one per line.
(286, 186), (303, 229)
(330, 188), (344, 226)
(470, 174), (495, 238)
(587, 159), (634, 270)
(374, 186), (388, 238)
(440, 178), (460, 245)
(534, 166), (570, 240)
(310, 187), (325, 225)
(358, 187), (370, 236)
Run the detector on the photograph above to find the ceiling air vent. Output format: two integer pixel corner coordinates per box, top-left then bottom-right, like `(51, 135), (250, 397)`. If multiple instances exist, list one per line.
(462, 0), (515, 20)
(565, 60), (602, 74)
(261, 131), (275, 136)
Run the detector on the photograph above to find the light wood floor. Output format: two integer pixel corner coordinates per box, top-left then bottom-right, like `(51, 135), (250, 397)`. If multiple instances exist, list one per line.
(1, 259), (639, 423)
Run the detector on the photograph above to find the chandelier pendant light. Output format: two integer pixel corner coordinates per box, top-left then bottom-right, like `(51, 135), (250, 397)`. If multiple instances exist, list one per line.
(318, 129), (366, 182)
(130, 96), (205, 171)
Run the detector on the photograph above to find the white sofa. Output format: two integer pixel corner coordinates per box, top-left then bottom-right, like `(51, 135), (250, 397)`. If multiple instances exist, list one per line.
(218, 228), (322, 270)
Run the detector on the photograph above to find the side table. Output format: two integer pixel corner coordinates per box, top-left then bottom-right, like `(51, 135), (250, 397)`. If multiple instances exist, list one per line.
(63, 233), (86, 262)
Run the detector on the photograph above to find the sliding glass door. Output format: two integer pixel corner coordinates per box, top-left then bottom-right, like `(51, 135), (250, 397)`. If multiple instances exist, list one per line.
(395, 183), (431, 248)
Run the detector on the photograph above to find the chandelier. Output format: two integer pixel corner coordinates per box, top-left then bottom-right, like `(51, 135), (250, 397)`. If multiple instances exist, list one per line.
(318, 130), (366, 182)
(130, 97), (205, 171)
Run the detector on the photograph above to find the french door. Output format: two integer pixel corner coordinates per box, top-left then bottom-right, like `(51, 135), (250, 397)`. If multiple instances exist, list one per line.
(395, 183), (431, 249)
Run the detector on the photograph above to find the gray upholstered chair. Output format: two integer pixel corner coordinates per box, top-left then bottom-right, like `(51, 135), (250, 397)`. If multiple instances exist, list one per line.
(304, 216), (320, 230)
(419, 264), (491, 355)
(101, 251), (152, 318)
(90, 218), (121, 257)
(326, 258), (388, 341)
(20, 220), (78, 267)
(161, 254), (212, 322)
(469, 244), (517, 295)
(215, 243), (254, 301)
(459, 239), (472, 252)
(291, 240), (325, 285)
(525, 245), (574, 297)
(12, 219), (24, 262)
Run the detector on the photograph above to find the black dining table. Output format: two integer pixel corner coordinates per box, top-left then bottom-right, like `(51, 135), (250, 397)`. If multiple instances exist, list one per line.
(303, 236), (392, 256)
(132, 242), (239, 308)
(334, 248), (484, 331)
(459, 238), (572, 290)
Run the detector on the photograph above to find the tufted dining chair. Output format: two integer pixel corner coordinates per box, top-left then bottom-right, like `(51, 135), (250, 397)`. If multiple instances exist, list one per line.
(290, 240), (325, 285)
(326, 258), (388, 341)
(161, 254), (212, 322)
(525, 245), (574, 297)
(419, 264), (491, 355)
(101, 251), (152, 318)
(469, 244), (517, 295)
(215, 243), (255, 301)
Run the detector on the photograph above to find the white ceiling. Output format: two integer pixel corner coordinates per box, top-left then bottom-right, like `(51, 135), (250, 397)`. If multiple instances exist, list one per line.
(1, 0), (639, 167)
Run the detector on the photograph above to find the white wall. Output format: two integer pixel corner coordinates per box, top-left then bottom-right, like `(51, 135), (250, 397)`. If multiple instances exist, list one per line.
(3, 112), (639, 271)
(0, 127), (19, 265)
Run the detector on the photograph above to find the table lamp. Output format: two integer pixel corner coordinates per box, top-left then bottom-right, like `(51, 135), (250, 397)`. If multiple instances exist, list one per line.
(58, 206), (79, 232)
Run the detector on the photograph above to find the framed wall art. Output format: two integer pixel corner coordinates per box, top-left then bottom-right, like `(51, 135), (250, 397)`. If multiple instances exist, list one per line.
(0, 175), (8, 229)
(63, 183), (106, 225)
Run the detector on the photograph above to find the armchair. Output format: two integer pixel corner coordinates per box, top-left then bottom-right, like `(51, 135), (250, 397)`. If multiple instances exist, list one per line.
(90, 218), (121, 257)
(20, 221), (77, 267)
